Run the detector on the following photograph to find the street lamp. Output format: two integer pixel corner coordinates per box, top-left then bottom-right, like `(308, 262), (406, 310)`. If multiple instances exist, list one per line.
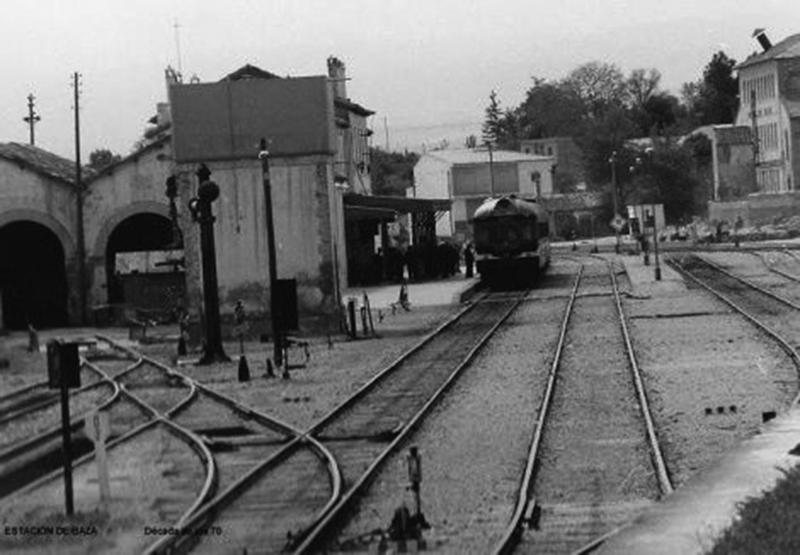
(608, 151), (620, 254)
(652, 203), (662, 281)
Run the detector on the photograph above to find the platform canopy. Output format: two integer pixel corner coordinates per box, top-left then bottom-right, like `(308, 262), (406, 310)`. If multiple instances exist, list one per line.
(343, 194), (451, 216)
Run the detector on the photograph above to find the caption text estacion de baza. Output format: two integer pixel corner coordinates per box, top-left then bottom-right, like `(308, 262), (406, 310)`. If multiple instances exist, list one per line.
(4, 525), (98, 536)
(4, 525), (223, 537)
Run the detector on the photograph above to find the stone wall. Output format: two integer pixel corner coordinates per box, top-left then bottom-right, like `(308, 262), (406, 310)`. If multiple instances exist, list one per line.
(709, 192), (800, 225)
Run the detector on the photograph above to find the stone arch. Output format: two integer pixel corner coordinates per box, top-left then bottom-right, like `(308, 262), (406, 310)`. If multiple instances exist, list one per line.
(93, 201), (171, 258)
(0, 208), (76, 260)
(0, 218), (71, 328)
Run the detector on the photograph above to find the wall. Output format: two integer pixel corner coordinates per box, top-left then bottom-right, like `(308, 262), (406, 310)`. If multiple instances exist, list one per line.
(413, 155), (452, 236)
(333, 108), (372, 195)
(85, 141), (175, 310)
(717, 142), (756, 200)
(516, 159), (555, 197)
(709, 192), (800, 225)
(177, 153), (339, 334)
(521, 137), (583, 187)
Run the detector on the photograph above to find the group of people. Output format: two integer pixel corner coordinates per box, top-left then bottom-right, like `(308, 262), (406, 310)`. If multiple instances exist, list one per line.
(359, 241), (476, 285)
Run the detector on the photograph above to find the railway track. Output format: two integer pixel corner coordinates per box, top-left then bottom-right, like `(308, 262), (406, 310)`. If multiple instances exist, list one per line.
(0, 358), (119, 498)
(669, 254), (800, 400)
(670, 254), (800, 346)
(0, 337), (337, 555)
(494, 259), (671, 555)
(96, 339), (339, 555)
(290, 289), (529, 553)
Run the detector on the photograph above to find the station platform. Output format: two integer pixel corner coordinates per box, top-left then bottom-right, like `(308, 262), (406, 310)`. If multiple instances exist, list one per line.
(341, 274), (480, 309)
(596, 406), (800, 554)
(617, 251), (685, 295)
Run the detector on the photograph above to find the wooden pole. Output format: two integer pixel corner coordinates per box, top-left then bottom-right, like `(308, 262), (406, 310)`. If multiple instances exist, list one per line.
(73, 73), (87, 325)
(24, 94), (40, 146)
(260, 140), (283, 367)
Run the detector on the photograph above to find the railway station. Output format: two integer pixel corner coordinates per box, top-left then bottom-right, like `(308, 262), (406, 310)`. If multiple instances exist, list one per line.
(4, 237), (800, 554)
(5, 13), (800, 555)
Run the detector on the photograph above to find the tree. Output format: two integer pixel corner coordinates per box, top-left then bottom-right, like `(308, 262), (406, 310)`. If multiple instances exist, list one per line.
(576, 105), (638, 191)
(516, 77), (586, 139)
(88, 148), (122, 172)
(625, 68), (681, 135)
(465, 135), (478, 149)
(687, 51), (739, 125)
(482, 90), (504, 146)
(631, 92), (682, 136)
(630, 142), (701, 223)
(369, 147), (418, 197)
(561, 61), (628, 119)
(627, 68), (662, 109)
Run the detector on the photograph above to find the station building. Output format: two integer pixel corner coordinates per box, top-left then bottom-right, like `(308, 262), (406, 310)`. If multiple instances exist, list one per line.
(0, 58), (448, 335)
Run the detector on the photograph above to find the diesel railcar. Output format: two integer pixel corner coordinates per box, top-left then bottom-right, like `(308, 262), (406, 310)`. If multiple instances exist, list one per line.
(471, 196), (550, 284)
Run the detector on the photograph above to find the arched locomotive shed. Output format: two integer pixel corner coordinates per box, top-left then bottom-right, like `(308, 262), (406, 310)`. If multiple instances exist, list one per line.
(0, 220), (69, 329)
(104, 212), (175, 307)
(0, 143), (80, 329)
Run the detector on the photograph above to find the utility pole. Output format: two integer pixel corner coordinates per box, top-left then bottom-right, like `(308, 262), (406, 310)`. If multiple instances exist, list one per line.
(488, 142), (495, 197)
(259, 139), (283, 368)
(23, 94), (41, 146)
(73, 73), (87, 325)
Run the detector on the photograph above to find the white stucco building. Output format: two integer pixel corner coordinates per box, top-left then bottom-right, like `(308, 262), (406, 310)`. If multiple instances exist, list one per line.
(734, 30), (800, 194)
(413, 148), (554, 238)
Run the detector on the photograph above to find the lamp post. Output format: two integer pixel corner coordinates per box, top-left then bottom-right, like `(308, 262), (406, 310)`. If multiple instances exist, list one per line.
(609, 151), (620, 254)
(189, 165), (230, 365)
(652, 203), (662, 281)
(259, 139), (283, 369)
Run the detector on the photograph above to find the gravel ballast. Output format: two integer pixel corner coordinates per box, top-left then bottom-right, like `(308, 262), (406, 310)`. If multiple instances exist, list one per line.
(334, 294), (569, 553)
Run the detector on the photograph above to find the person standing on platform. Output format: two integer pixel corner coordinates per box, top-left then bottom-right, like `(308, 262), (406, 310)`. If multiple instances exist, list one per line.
(464, 242), (474, 278)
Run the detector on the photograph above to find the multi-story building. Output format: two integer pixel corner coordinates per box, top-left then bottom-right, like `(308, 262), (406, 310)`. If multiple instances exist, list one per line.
(520, 137), (585, 192)
(413, 148), (554, 238)
(0, 58), (382, 335)
(734, 30), (800, 194)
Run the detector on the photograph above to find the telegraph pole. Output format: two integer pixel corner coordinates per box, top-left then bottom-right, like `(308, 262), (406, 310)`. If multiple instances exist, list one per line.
(23, 94), (41, 146)
(73, 73), (87, 325)
(488, 142), (495, 197)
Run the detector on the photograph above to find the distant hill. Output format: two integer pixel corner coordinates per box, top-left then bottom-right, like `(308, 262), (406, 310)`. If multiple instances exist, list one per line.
(386, 120), (483, 153)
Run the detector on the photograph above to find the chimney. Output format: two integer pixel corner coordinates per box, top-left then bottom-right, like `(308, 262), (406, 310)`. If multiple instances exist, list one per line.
(752, 28), (772, 52)
(327, 56), (347, 99)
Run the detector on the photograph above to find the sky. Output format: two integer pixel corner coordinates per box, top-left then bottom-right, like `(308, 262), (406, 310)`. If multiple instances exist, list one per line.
(1, 0), (799, 160)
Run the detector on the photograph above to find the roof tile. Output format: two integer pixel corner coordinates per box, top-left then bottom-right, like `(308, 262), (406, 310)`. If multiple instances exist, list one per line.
(0, 142), (87, 185)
